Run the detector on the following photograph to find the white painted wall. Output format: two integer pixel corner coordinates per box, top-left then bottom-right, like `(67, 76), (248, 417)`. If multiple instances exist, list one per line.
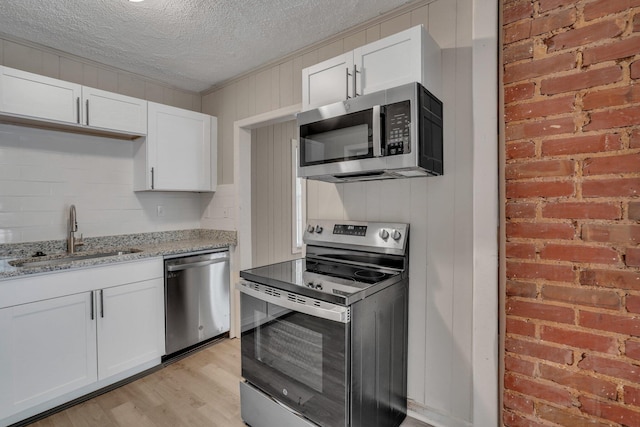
(201, 184), (236, 231)
(212, 1), (499, 426)
(303, 2), (480, 420)
(0, 124), (202, 243)
(0, 1), (498, 425)
(0, 37), (202, 112)
(251, 121), (299, 267)
(0, 36), (208, 244)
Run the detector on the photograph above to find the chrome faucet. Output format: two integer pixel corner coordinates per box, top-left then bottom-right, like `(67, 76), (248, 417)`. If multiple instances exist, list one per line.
(68, 204), (84, 254)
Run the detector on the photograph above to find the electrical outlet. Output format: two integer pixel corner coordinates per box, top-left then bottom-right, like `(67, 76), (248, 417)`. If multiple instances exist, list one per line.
(223, 207), (231, 218)
(157, 205), (165, 217)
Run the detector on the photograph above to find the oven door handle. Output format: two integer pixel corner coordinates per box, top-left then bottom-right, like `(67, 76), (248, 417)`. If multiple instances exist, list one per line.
(237, 281), (350, 324)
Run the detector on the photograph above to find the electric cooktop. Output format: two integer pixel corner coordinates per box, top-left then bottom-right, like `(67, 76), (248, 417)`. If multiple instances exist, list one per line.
(240, 258), (401, 305)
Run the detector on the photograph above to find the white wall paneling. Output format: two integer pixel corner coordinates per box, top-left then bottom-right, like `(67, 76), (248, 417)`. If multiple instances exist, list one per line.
(342, 182), (367, 220)
(250, 121), (299, 267)
(0, 0), (498, 425)
(471, 0), (499, 425)
(213, 1), (499, 426)
(231, 104), (302, 338)
(0, 37), (202, 112)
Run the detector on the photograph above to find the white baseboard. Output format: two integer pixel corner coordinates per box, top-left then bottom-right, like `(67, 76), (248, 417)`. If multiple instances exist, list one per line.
(408, 400), (472, 427)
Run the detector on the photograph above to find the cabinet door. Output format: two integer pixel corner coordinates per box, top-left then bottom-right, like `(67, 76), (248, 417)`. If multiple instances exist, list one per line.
(302, 53), (354, 111)
(147, 102), (212, 191)
(82, 87), (147, 135)
(0, 293), (97, 419)
(0, 66), (82, 125)
(353, 26), (423, 96)
(96, 278), (164, 380)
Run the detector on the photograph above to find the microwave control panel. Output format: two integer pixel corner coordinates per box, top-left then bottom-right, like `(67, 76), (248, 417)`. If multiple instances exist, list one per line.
(384, 100), (411, 156)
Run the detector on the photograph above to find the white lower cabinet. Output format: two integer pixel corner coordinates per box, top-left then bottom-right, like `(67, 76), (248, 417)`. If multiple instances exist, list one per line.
(97, 279), (164, 379)
(0, 259), (165, 425)
(0, 293), (97, 419)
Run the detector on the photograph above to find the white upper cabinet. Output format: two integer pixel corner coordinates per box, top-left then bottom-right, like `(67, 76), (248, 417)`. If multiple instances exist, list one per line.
(0, 66), (82, 125)
(301, 25), (442, 111)
(354, 26), (426, 96)
(0, 66), (147, 137)
(135, 102), (217, 192)
(302, 53), (354, 111)
(82, 87), (147, 135)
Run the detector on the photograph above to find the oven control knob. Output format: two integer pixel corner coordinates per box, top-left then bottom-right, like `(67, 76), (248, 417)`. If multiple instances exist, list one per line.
(379, 229), (389, 240)
(391, 229), (402, 241)
(307, 224), (315, 233)
(315, 225), (323, 233)
(315, 283), (323, 290)
(307, 282), (314, 288)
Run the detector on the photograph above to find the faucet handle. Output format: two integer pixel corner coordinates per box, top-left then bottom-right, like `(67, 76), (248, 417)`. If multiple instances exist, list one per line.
(76, 233), (84, 246)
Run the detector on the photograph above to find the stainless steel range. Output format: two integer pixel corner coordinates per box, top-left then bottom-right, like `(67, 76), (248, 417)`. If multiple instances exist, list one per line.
(238, 219), (409, 427)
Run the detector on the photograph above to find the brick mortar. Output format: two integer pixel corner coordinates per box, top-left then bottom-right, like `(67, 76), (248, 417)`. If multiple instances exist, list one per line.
(503, 0), (640, 425)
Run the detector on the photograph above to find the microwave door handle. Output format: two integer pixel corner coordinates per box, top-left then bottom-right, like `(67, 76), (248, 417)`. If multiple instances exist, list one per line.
(372, 105), (382, 157)
(345, 67), (351, 100)
(353, 64), (360, 97)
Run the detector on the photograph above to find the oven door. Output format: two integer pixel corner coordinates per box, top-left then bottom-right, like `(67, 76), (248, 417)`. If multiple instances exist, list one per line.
(238, 281), (350, 427)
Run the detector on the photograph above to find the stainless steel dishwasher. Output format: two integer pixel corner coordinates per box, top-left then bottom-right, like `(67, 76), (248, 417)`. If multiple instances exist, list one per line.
(164, 249), (230, 356)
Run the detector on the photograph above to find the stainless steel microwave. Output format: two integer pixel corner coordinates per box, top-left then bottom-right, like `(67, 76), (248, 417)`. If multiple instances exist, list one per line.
(296, 82), (443, 183)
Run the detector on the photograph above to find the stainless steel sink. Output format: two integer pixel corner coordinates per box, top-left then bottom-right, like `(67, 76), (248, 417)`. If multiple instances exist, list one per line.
(9, 249), (143, 268)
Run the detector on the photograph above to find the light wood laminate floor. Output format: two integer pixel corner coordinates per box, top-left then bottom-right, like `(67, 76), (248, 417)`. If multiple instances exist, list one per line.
(27, 338), (432, 427)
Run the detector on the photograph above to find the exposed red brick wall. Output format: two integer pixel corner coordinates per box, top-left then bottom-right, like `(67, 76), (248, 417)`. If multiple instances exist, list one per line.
(503, 0), (640, 425)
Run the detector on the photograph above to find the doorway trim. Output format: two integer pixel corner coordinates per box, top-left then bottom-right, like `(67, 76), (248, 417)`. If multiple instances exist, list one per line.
(230, 103), (301, 337)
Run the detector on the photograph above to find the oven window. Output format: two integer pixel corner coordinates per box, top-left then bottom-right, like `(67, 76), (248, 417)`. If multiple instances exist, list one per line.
(255, 315), (323, 392)
(241, 293), (348, 427)
(299, 108), (374, 166)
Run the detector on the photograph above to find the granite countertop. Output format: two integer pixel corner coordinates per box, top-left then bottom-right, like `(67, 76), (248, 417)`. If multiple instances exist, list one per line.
(0, 229), (236, 280)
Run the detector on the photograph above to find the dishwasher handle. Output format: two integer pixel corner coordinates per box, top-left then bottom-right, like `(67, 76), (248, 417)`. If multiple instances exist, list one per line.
(166, 253), (229, 272)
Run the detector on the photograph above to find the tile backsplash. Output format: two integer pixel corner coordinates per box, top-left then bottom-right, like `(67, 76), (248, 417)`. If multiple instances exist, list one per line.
(0, 124), (203, 243)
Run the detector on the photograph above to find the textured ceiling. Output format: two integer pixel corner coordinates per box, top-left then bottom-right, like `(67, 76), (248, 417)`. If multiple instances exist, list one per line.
(0, 0), (413, 93)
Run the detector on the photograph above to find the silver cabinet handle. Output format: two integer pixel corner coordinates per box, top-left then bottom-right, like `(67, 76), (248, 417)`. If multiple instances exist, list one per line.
(100, 289), (104, 318)
(90, 290), (94, 320)
(85, 99), (90, 126)
(372, 105), (381, 157)
(353, 64), (360, 97)
(151, 167), (155, 190)
(345, 67), (351, 100)
(76, 97), (81, 124)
